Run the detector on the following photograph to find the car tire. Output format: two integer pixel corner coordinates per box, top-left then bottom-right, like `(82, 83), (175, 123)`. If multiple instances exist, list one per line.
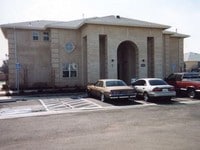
(143, 92), (149, 102)
(188, 89), (196, 99)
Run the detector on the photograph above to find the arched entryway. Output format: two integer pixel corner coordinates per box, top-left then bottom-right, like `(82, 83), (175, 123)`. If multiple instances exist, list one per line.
(117, 41), (138, 84)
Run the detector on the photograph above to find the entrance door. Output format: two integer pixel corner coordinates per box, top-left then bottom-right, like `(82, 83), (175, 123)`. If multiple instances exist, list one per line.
(117, 41), (138, 84)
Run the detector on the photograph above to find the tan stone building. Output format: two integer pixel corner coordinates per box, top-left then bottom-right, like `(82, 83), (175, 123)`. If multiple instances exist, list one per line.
(184, 52), (200, 72)
(1, 16), (189, 89)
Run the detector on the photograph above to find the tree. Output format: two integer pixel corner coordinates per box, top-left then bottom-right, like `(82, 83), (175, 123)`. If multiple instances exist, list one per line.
(1, 59), (8, 74)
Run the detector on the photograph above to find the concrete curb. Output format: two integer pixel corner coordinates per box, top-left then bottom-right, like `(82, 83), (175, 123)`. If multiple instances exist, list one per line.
(0, 91), (87, 103)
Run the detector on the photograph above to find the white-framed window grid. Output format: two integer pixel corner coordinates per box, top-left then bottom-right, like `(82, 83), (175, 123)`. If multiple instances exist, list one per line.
(43, 32), (49, 41)
(32, 31), (40, 41)
(62, 63), (78, 78)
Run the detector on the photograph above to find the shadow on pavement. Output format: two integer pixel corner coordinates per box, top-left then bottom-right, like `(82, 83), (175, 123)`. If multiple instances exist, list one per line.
(105, 99), (142, 106)
(148, 99), (179, 105)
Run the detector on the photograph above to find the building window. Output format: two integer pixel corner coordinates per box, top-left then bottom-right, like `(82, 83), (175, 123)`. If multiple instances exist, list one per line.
(32, 31), (40, 41)
(43, 32), (49, 41)
(62, 63), (78, 78)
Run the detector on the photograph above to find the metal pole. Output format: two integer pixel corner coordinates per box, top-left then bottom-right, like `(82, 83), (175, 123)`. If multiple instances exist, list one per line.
(14, 27), (19, 93)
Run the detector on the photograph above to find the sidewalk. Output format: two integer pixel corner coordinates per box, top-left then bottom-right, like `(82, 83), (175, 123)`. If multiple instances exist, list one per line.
(0, 89), (86, 103)
(0, 89), (39, 96)
(0, 93), (31, 103)
(0, 80), (86, 97)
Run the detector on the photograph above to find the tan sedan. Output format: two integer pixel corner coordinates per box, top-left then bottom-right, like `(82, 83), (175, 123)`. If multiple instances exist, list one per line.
(87, 79), (136, 102)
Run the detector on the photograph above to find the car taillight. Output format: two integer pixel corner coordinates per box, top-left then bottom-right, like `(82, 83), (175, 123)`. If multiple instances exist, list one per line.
(168, 87), (175, 91)
(152, 87), (162, 92)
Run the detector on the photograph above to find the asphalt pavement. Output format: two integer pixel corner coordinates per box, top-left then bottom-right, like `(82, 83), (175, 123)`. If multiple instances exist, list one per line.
(0, 101), (200, 150)
(1, 93), (200, 119)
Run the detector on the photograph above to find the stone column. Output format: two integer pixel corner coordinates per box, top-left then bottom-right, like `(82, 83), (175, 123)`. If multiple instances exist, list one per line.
(154, 36), (164, 78)
(163, 35), (170, 76)
(50, 29), (60, 87)
(7, 29), (16, 89)
(87, 34), (100, 83)
(178, 39), (184, 72)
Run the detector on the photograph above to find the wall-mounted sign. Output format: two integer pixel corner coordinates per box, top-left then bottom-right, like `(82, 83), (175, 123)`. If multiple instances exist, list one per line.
(65, 42), (75, 53)
(141, 64), (145, 67)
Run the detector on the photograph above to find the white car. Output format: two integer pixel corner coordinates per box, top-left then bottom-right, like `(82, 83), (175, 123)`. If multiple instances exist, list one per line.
(132, 78), (176, 101)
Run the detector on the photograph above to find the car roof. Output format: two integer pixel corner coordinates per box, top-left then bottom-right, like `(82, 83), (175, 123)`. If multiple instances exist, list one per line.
(98, 79), (123, 82)
(137, 78), (164, 81)
(172, 72), (199, 75)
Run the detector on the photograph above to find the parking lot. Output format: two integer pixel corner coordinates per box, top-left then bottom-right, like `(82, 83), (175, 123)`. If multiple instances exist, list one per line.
(1, 94), (200, 150)
(0, 93), (200, 119)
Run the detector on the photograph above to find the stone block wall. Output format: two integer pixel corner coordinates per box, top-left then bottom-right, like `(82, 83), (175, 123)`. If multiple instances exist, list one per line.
(5, 23), (185, 89)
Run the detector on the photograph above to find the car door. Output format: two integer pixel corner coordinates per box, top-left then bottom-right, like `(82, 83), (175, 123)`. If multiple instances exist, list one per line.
(94, 81), (104, 97)
(90, 81), (100, 96)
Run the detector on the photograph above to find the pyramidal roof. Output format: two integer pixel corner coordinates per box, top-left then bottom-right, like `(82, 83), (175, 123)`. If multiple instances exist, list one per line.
(184, 52), (200, 61)
(0, 15), (170, 30)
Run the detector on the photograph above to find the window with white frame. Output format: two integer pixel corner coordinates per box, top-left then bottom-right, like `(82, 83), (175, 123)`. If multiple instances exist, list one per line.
(62, 63), (78, 78)
(43, 32), (49, 41)
(32, 31), (40, 41)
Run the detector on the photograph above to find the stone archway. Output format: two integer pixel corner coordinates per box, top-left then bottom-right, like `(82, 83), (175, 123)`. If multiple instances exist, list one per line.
(117, 41), (138, 84)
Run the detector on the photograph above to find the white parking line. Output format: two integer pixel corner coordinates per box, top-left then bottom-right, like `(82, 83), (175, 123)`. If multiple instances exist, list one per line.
(1, 96), (200, 120)
(80, 98), (103, 108)
(172, 97), (191, 101)
(38, 97), (103, 111)
(39, 98), (70, 111)
(178, 100), (200, 104)
(134, 100), (157, 105)
(61, 98), (102, 109)
(39, 99), (49, 111)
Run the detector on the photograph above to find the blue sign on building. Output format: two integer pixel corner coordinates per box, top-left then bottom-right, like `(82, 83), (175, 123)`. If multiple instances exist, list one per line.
(15, 63), (21, 70)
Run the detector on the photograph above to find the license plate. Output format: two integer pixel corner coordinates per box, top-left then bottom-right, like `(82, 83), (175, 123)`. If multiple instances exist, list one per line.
(162, 89), (168, 92)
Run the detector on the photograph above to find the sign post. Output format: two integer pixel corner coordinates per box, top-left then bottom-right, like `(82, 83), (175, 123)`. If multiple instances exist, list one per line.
(15, 63), (20, 93)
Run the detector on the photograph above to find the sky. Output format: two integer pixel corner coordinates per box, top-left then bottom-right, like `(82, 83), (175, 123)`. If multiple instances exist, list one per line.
(0, 0), (200, 65)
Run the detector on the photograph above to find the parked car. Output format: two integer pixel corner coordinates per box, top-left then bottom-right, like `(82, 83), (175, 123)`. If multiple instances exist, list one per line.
(132, 78), (176, 101)
(165, 72), (200, 98)
(87, 79), (136, 102)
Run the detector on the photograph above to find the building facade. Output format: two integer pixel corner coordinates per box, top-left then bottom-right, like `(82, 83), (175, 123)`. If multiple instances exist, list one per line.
(184, 52), (200, 72)
(1, 16), (189, 89)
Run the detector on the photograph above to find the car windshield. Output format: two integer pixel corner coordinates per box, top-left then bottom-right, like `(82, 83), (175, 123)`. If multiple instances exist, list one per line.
(106, 80), (126, 87)
(149, 80), (167, 86)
